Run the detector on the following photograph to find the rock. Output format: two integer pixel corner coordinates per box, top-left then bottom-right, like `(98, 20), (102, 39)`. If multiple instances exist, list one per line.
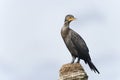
(59, 63), (88, 80)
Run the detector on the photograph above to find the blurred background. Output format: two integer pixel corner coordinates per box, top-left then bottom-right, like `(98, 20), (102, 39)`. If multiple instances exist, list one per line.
(0, 0), (120, 80)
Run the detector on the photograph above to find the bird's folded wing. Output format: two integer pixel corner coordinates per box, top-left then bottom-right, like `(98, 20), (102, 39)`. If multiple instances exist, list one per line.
(70, 29), (89, 54)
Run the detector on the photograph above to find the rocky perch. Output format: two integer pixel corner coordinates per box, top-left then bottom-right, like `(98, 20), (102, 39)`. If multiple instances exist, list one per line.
(59, 63), (88, 80)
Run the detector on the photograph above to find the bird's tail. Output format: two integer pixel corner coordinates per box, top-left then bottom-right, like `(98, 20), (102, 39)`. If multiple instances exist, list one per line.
(87, 60), (100, 74)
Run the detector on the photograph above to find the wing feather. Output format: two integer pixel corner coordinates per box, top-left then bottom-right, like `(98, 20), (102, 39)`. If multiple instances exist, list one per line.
(70, 29), (91, 60)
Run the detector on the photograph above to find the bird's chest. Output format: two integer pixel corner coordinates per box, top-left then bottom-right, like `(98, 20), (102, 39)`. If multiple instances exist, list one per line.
(61, 28), (78, 56)
(61, 27), (70, 39)
(61, 27), (72, 47)
(63, 36), (78, 57)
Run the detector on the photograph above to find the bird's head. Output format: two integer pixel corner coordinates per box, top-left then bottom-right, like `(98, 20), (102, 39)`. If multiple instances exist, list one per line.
(64, 14), (76, 23)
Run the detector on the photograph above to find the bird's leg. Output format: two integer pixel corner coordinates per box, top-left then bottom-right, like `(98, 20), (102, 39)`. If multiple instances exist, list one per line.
(76, 57), (80, 63)
(70, 56), (76, 64)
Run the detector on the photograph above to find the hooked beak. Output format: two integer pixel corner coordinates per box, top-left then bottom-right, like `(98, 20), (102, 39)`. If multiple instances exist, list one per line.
(68, 17), (76, 21)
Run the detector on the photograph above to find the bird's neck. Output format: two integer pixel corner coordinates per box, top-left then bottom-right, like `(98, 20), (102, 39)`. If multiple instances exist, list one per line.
(64, 21), (70, 28)
(61, 21), (70, 39)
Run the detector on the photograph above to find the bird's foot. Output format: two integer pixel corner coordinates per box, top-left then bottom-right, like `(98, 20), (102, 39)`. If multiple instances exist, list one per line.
(70, 61), (74, 64)
(76, 61), (80, 63)
(76, 58), (80, 63)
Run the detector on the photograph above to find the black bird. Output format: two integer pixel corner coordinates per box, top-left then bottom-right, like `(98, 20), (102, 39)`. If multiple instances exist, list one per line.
(61, 14), (100, 74)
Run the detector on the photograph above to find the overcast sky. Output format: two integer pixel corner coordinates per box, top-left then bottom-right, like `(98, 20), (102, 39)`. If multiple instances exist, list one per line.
(0, 0), (120, 80)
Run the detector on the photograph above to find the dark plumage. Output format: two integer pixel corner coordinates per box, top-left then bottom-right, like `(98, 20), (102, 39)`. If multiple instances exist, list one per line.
(61, 14), (100, 74)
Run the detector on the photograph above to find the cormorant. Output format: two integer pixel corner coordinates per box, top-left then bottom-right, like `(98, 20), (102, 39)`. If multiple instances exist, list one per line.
(61, 14), (100, 74)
